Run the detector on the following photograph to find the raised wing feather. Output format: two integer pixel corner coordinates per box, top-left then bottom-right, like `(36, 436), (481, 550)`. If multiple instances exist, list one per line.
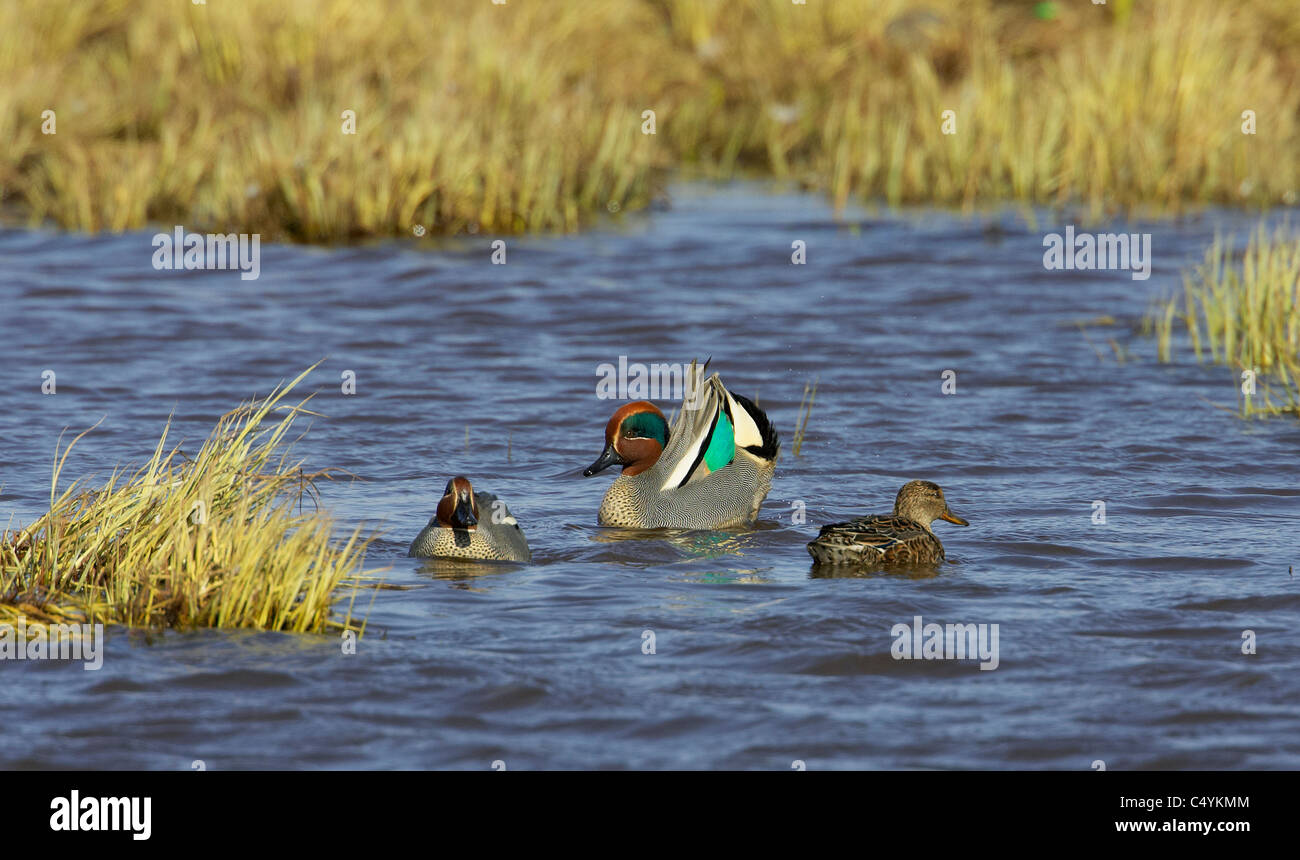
(657, 367), (732, 491)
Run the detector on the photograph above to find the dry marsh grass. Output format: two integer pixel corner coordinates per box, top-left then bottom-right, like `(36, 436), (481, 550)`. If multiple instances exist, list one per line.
(0, 368), (381, 632)
(1, 0), (1296, 241)
(1151, 224), (1300, 416)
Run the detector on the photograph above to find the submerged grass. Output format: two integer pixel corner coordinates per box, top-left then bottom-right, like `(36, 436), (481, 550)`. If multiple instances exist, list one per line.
(1151, 224), (1300, 416)
(0, 368), (381, 632)
(1, 0), (1296, 241)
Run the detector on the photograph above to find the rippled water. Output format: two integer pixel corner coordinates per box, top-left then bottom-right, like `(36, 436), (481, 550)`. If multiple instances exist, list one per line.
(2, 185), (1297, 769)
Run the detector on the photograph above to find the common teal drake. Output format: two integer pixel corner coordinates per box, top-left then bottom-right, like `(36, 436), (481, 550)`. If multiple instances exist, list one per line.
(409, 476), (531, 562)
(583, 368), (779, 529)
(806, 480), (968, 566)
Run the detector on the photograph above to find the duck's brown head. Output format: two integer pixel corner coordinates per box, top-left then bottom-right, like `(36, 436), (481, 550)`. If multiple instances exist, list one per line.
(436, 476), (479, 530)
(583, 401), (670, 478)
(894, 480), (968, 532)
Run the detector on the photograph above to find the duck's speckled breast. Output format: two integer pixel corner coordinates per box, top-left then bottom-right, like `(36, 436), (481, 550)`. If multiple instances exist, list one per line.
(408, 492), (531, 562)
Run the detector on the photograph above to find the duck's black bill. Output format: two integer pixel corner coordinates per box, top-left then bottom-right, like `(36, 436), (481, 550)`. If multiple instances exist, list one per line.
(583, 444), (626, 477)
(449, 497), (478, 528)
(940, 510), (969, 526)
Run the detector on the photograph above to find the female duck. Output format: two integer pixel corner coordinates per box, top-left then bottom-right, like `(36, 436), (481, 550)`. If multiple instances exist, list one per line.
(583, 368), (779, 529)
(807, 480), (968, 566)
(409, 476), (531, 562)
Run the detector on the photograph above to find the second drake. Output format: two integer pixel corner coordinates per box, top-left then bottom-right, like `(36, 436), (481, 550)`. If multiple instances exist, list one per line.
(583, 366), (779, 529)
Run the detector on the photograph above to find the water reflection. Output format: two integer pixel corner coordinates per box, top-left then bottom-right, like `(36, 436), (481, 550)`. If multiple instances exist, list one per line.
(413, 557), (527, 589)
(674, 568), (771, 585)
(589, 526), (758, 560)
(808, 562), (945, 580)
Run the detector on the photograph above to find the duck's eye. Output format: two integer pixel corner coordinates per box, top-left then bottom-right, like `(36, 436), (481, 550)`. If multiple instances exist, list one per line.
(444, 480), (455, 495)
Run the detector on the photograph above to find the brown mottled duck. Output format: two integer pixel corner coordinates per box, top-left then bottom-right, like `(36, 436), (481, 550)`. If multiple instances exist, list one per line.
(807, 480), (968, 567)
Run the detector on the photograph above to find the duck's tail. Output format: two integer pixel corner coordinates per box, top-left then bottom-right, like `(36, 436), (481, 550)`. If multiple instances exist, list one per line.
(728, 390), (780, 463)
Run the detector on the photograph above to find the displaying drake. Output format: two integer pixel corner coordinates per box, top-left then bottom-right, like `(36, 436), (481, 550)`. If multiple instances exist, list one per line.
(409, 476), (531, 562)
(583, 363), (779, 529)
(806, 480), (968, 566)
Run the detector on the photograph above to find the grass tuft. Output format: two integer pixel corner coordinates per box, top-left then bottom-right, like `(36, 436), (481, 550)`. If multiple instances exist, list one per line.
(1151, 224), (1300, 416)
(0, 367), (381, 633)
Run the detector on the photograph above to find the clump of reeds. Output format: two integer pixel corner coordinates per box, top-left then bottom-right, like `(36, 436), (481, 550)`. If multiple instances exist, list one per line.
(0, 0), (1296, 241)
(792, 377), (818, 456)
(0, 368), (379, 632)
(1151, 224), (1300, 416)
